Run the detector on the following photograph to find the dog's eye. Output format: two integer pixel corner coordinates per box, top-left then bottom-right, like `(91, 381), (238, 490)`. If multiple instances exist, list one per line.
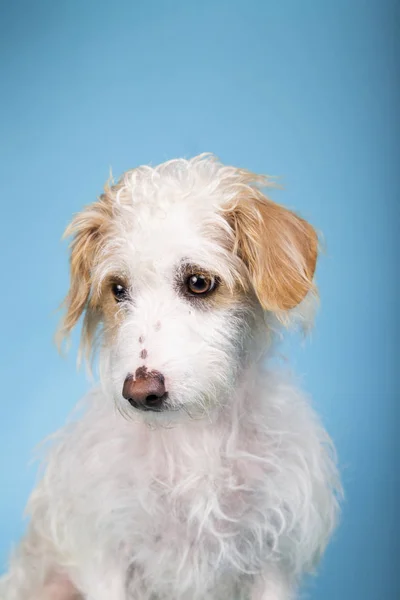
(112, 283), (128, 302)
(186, 274), (216, 296)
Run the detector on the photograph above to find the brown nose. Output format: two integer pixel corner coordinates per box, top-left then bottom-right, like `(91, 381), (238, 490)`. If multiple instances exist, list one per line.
(122, 368), (167, 411)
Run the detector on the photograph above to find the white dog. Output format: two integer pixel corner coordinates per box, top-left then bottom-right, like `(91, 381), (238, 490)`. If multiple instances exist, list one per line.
(1, 154), (341, 600)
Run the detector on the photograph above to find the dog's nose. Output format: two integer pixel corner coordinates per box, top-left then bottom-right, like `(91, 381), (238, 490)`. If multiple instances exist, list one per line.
(122, 368), (167, 411)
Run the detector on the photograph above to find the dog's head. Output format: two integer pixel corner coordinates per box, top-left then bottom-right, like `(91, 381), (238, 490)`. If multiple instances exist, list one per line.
(59, 155), (318, 421)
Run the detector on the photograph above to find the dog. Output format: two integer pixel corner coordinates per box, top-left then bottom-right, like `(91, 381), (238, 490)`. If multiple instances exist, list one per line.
(0, 154), (341, 600)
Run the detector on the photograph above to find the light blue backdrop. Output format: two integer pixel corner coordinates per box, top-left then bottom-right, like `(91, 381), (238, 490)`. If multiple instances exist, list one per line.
(0, 1), (398, 598)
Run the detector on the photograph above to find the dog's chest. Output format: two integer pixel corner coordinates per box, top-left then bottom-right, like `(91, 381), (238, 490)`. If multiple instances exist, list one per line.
(65, 414), (270, 597)
(115, 429), (268, 596)
(122, 477), (260, 598)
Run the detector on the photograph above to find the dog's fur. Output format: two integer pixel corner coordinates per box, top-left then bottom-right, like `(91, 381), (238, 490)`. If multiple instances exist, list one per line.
(0, 155), (341, 600)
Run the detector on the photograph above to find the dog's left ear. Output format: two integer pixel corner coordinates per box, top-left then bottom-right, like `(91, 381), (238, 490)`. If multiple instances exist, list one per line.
(59, 197), (112, 343)
(228, 190), (318, 312)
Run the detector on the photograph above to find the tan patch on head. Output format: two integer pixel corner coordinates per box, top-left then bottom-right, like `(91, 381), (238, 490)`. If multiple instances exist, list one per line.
(225, 186), (318, 312)
(205, 276), (253, 311)
(96, 277), (129, 342)
(58, 192), (117, 357)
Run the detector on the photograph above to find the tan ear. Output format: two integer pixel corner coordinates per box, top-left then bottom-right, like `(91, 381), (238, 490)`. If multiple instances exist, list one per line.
(59, 196), (112, 342)
(228, 191), (318, 312)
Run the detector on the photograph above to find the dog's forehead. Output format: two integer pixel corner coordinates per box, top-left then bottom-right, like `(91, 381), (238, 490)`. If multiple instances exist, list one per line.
(119, 192), (221, 271)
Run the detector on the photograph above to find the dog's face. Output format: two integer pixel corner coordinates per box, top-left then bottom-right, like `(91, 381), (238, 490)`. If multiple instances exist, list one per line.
(60, 155), (317, 421)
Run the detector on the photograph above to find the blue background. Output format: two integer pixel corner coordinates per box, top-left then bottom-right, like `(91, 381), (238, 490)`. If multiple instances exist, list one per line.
(0, 1), (398, 598)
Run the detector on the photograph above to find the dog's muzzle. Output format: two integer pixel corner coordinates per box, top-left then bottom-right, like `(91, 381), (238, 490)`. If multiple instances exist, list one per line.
(122, 368), (168, 412)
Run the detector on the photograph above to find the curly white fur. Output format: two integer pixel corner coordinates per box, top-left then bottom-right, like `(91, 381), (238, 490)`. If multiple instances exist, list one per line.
(0, 155), (341, 600)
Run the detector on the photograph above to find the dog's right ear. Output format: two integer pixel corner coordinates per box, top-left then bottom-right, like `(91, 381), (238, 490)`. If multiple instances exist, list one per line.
(226, 185), (318, 314)
(58, 197), (112, 344)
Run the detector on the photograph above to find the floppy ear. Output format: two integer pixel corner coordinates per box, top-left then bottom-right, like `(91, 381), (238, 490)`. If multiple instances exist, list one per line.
(228, 190), (318, 312)
(59, 197), (112, 343)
